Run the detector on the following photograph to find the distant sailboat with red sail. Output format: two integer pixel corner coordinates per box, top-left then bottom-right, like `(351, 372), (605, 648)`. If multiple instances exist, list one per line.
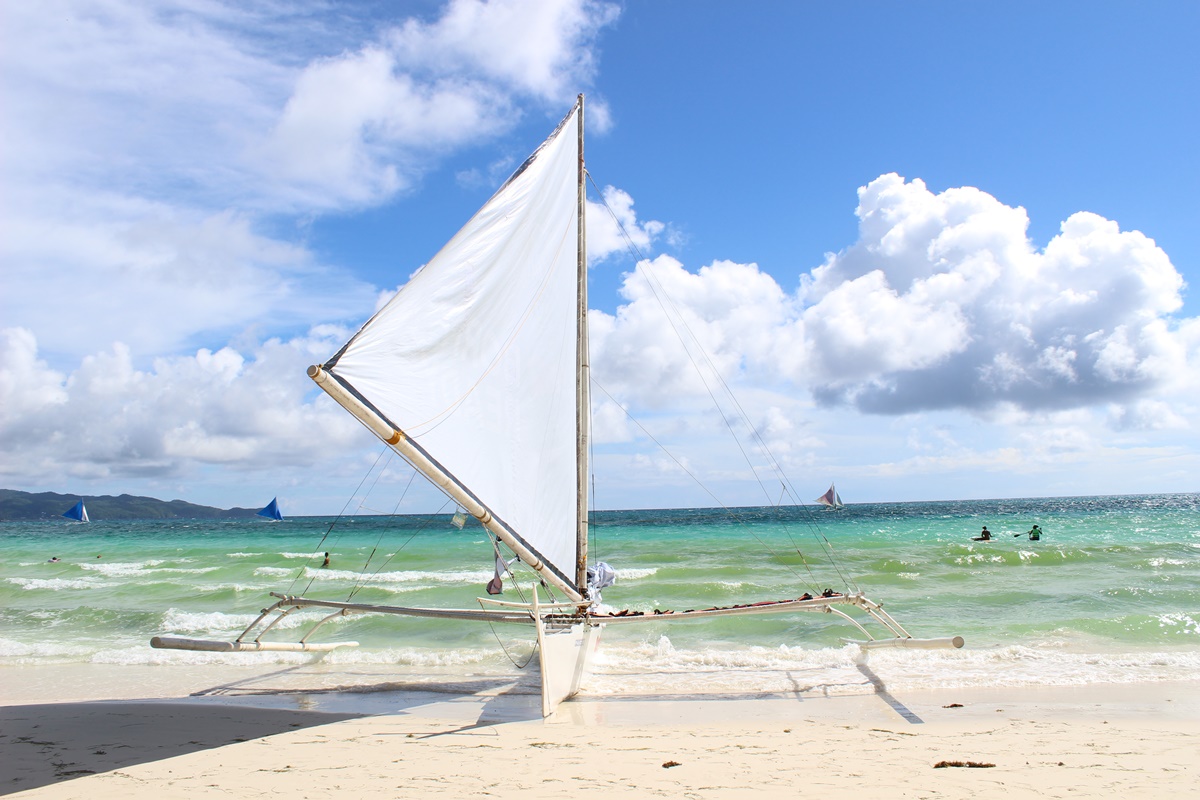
(816, 483), (844, 510)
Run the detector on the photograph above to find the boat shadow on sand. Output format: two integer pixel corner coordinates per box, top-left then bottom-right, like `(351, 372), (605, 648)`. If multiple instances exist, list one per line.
(0, 699), (362, 796)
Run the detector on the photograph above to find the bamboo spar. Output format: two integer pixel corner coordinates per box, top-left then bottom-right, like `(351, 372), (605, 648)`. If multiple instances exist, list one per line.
(307, 364), (584, 603)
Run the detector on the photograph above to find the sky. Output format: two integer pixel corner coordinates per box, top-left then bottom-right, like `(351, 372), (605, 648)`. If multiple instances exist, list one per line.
(2, 0), (1199, 514)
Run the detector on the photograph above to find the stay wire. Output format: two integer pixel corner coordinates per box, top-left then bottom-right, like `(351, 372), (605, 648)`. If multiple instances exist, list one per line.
(286, 444), (394, 597)
(589, 171), (857, 593)
(591, 378), (821, 592)
(346, 466), (421, 601)
(630, 240), (855, 592)
(346, 496), (454, 601)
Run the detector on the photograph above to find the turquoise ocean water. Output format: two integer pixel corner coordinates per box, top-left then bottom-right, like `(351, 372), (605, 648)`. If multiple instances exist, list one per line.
(2, 494), (1198, 697)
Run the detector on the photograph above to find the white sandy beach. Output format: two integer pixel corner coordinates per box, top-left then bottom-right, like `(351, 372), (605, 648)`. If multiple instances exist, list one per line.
(3, 664), (1197, 800)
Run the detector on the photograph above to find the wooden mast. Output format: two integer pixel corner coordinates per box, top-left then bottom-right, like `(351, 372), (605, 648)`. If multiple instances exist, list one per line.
(575, 94), (590, 596)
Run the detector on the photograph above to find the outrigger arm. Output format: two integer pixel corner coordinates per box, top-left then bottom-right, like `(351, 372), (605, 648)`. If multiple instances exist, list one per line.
(152, 590), (961, 655)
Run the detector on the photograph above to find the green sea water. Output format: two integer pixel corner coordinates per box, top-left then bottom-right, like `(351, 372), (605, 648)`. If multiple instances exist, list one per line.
(2, 494), (1197, 696)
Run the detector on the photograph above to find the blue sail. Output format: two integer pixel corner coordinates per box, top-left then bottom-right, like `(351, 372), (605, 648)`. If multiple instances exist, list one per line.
(62, 500), (89, 523)
(257, 497), (283, 521)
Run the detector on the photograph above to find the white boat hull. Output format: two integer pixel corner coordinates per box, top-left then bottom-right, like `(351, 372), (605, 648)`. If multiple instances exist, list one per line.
(535, 617), (603, 717)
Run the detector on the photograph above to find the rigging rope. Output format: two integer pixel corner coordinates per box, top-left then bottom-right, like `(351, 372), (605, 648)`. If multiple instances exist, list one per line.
(484, 532), (536, 669)
(346, 466), (424, 601)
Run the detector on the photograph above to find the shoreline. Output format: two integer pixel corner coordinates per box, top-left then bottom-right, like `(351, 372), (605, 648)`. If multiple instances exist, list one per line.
(4, 664), (1198, 798)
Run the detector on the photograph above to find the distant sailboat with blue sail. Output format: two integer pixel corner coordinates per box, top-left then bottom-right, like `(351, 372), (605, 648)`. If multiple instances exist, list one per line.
(62, 500), (89, 523)
(256, 497), (283, 521)
(816, 483), (844, 511)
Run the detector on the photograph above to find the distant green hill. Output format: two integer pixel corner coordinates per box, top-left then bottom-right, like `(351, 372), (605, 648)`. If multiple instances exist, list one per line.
(0, 489), (262, 521)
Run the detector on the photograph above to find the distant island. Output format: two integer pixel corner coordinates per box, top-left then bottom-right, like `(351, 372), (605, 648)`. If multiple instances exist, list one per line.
(0, 489), (262, 521)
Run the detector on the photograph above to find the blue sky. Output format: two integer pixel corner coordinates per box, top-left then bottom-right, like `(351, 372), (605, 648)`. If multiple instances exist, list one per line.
(2, 1), (1198, 513)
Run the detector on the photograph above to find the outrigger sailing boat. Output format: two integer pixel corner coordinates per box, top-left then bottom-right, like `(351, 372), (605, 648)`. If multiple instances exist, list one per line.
(256, 497), (284, 521)
(151, 96), (962, 716)
(816, 483), (844, 510)
(62, 500), (89, 523)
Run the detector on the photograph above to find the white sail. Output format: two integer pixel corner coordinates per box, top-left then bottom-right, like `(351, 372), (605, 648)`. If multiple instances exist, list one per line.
(318, 105), (582, 592)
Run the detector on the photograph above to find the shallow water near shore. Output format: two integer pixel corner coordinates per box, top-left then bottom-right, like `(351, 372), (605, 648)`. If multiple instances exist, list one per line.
(2, 493), (1197, 699)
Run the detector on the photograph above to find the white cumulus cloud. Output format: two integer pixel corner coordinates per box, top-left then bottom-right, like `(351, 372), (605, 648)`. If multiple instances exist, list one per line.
(591, 174), (1194, 437)
(799, 174), (1186, 414)
(262, 0), (620, 208)
(0, 327), (370, 487)
(587, 186), (666, 262)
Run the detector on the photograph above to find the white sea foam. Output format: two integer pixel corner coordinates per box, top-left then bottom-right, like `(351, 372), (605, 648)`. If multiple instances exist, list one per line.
(0, 637), (94, 662)
(159, 609), (259, 634)
(1106, 586), (1158, 597)
(8, 576), (114, 591)
(254, 566), (295, 577)
(158, 607), (356, 635)
(94, 645), (317, 667)
(1155, 613), (1198, 634)
(149, 567), (221, 575)
(615, 567), (658, 580)
(228, 552), (261, 558)
(76, 560), (219, 579)
(1147, 558), (1188, 567)
(319, 646), (499, 668)
(80, 560), (165, 577)
(300, 567), (493, 584)
(83, 642), (511, 670)
(372, 584), (430, 595)
(585, 637), (1200, 696)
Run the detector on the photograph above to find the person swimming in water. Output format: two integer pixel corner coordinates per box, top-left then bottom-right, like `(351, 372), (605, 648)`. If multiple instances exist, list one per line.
(973, 526), (992, 541)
